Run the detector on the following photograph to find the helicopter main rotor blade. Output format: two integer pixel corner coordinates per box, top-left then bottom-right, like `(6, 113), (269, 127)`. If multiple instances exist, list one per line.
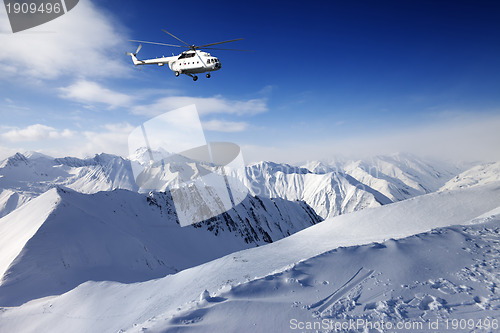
(202, 47), (254, 52)
(162, 29), (191, 47)
(194, 49), (207, 68)
(129, 40), (184, 48)
(196, 38), (244, 49)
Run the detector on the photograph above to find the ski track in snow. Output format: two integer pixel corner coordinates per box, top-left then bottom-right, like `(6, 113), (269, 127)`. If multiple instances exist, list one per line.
(312, 267), (375, 314)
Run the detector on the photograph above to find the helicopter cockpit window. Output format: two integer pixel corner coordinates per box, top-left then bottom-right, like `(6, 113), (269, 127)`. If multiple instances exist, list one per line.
(178, 53), (195, 59)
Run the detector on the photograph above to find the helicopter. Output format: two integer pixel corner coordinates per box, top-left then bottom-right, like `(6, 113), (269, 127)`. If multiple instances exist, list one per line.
(127, 30), (251, 81)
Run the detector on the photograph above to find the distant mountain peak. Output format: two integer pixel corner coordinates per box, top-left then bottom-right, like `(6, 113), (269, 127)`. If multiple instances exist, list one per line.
(440, 161), (500, 191)
(0, 151), (472, 221)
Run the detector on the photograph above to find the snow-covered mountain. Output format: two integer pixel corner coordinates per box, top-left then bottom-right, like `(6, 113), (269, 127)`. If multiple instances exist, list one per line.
(0, 186), (320, 306)
(440, 161), (500, 191)
(0, 152), (137, 194)
(342, 153), (461, 200)
(1, 178), (498, 333)
(245, 161), (392, 218)
(244, 153), (461, 218)
(0, 152), (462, 220)
(0, 152), (138, 217)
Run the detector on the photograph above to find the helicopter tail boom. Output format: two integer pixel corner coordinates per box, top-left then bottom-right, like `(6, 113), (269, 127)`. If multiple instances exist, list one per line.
(126, 52), (143, 66)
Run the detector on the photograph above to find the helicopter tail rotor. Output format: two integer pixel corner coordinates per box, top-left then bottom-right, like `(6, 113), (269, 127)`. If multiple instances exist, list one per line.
(126, 44), (142, 57)
(126, 44), (144, 66)
(135, 44), (143, 55)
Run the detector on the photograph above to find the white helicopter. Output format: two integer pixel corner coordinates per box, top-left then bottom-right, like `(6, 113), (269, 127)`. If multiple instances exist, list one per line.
(127, 30), (250, 81)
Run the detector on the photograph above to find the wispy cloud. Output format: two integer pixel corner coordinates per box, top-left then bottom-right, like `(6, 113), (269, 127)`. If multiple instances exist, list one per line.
(59, 80), (134, 109)
(0, 1), (129, 80)
(2, 98), (30, 111)
(131, 95), (268, 117)
(203, 119), (248, 132)
(1, 124), (74, 142)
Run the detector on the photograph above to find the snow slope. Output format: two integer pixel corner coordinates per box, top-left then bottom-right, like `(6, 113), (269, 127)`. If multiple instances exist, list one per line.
(140, 216), (500, 333)
(1, 182), (499, 333)
(0, 189), (60, 284)
(0, 189), (30, 218)
(440, 161), (500, 191)
(0, 187), (320, 306)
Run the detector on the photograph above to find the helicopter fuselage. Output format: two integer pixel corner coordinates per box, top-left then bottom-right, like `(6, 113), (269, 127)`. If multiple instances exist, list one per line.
(128, 50), (221, 79)
(170, 51), (221, 74)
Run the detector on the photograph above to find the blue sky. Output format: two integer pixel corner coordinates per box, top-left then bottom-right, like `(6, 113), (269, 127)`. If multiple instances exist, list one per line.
(1, 0), (499, 163)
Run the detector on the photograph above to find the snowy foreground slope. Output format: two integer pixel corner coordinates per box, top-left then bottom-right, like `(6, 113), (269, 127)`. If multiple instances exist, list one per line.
(1, 182), (499, 333)
(139, 211), (500, 333)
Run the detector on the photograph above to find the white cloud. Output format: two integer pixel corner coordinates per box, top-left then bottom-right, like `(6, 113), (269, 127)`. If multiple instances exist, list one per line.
(59, 80), (134, 109)
(132, 95), (268, 117)
(0, 1), (129, 80)
(2, 124), (74, 142)
(0, 145), (17, 161)
(0, 123), (135, 159)
(202, 119), (248, 132)
(78, 123), (135, 157)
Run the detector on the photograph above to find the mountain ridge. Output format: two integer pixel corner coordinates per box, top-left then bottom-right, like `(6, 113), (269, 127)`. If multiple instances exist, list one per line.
(0, 186), (320, 306)
(0, 151), (477, 221)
